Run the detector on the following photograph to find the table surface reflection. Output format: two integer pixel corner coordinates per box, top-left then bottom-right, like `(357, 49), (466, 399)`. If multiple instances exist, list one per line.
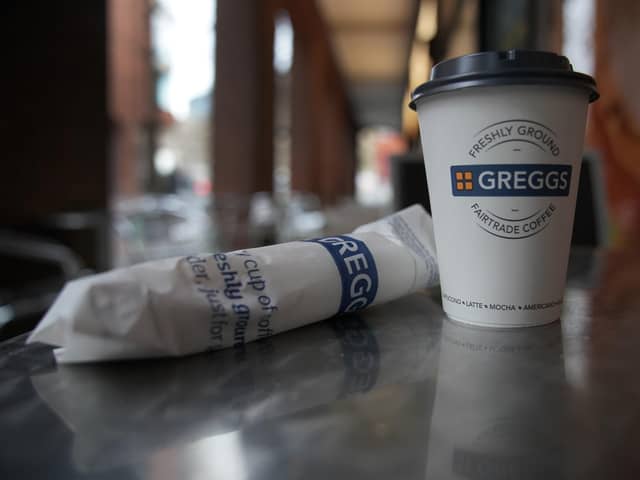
(1, 248), (640, 479)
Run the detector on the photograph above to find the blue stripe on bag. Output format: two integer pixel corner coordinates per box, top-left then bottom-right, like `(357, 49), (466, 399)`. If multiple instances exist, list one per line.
(306, 235), (379, 315)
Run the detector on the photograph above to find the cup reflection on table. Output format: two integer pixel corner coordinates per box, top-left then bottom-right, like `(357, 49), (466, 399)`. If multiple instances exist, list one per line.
(426, 318), (565, 479)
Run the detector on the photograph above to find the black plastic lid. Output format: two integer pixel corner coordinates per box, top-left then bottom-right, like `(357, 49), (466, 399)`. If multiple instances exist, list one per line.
(409, 50), (599, 110)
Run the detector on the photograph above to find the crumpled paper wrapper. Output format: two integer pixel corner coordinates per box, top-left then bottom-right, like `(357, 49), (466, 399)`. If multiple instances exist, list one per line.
(28, 205), (438, 363)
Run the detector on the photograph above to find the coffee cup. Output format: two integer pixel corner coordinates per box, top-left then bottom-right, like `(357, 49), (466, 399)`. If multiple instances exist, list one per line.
(410, 50), (599, 327)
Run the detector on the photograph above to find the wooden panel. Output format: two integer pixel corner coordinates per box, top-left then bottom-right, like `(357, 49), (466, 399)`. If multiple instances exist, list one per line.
(288, 0), (357, 203)
(318, 0), (415, 25)
(332, 31), (409, 81)
(213, 0), (275, 195)
(317, 0), (415, 84)
(212, 0), (356, 204)
(109, 0), (154, 196)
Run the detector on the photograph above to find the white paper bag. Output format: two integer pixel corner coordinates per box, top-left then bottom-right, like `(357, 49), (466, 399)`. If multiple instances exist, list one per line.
(28, 205), (438, 362)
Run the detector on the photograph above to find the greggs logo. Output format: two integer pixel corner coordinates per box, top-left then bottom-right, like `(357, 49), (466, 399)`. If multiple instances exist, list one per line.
(454, 171), (474, 191)
(451, 164), (571, 197)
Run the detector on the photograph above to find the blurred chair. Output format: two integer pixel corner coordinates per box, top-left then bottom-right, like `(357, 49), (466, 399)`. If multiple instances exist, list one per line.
(113, 195), (214, 266)
(0, 231), (85, 340)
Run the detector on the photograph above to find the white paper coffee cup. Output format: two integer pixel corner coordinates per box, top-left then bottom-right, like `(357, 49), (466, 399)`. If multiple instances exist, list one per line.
(410, 50), (599, 327)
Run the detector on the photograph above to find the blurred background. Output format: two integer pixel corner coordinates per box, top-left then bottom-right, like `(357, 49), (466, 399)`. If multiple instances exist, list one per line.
(1, 0), (639, 338)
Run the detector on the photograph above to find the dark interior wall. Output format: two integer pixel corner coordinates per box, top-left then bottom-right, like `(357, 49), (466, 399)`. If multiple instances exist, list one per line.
(0, 1), (109, 223)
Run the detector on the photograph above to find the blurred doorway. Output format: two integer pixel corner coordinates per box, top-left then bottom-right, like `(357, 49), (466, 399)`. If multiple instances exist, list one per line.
(151, 0), (216, 197)
(109, 0), (217, 265)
